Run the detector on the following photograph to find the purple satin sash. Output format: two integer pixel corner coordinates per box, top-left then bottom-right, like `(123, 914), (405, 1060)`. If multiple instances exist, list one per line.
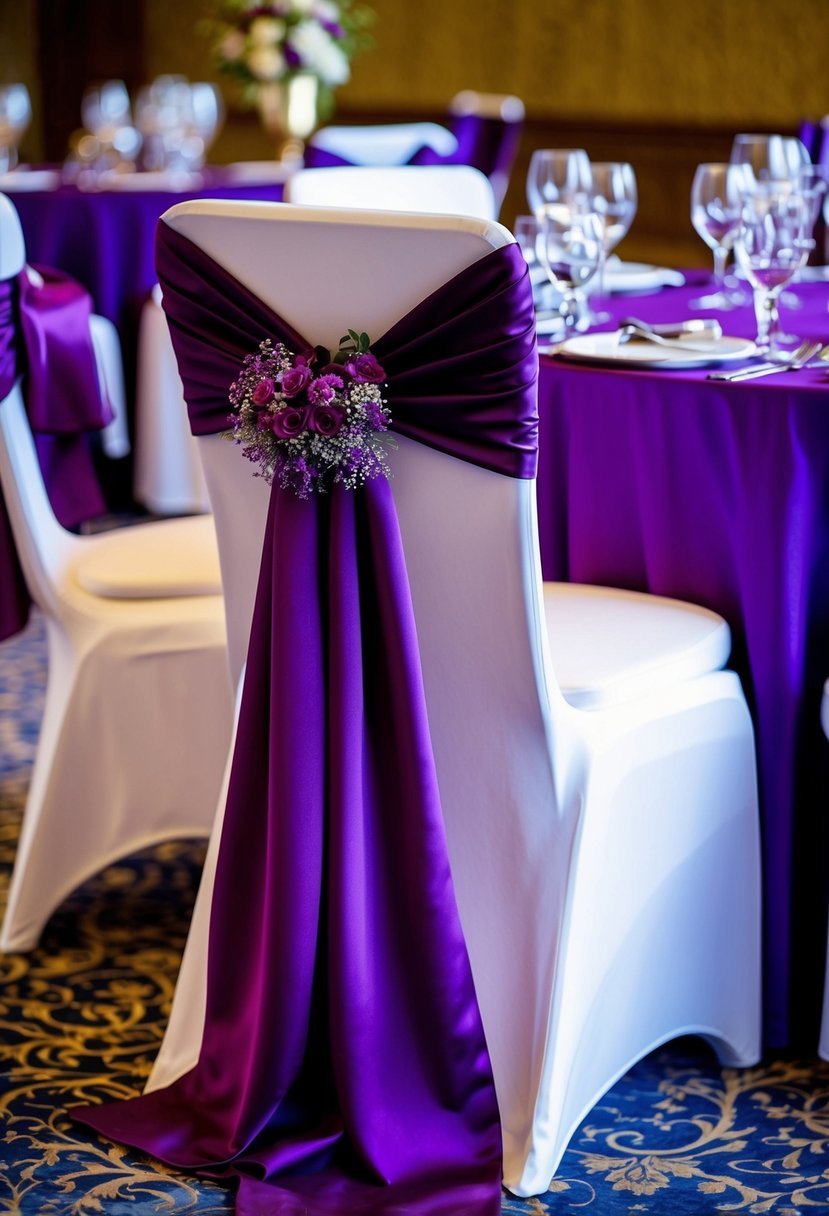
(0, 270), (113, 641)
(74, 226), (537, 1214)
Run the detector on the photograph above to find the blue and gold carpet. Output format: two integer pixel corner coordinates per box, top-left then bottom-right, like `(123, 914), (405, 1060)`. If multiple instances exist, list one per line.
(2, 615), (829, 1214)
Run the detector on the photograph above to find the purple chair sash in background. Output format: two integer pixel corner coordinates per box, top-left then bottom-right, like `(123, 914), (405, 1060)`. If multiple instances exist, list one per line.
(0, 270), (113, 642)
(73, 231), (537, 1214)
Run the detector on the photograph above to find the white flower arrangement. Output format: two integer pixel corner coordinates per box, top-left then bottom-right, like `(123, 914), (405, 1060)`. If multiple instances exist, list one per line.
(212, 0), (374, 104)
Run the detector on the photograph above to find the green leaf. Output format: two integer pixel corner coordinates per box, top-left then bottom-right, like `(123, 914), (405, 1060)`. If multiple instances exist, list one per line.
(359, 331), (370, 351)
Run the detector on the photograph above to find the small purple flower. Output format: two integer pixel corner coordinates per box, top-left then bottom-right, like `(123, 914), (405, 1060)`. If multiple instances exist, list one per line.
(345, 352), (386, 384)
(321, 19), (345, 37)
(284, 45), (301, 68)
(308, 372), (344, 405)
(363, 398), (388, 430)
(281, 364), (313, 398)
(310, 404), (345, 437)
(272, 405), (309, 438)
(252, 377), (275, 406)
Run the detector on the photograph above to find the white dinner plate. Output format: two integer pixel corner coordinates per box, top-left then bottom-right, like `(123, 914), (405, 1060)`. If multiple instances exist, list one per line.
(551, 331), (757, 369)
(602, 260), (686, 293)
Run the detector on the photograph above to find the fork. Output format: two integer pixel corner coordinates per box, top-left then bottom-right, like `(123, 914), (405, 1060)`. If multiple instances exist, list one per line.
(707, 339), (824, 382)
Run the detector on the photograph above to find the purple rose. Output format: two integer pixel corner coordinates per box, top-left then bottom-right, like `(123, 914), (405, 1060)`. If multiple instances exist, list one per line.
(272, 405), (309, 439)
(346, 352), (386, 384)
(308, 372), (344, 405)
(281, 364), (313, 398)
(252, 377), (275, 406)
(310, 404), (345, 437)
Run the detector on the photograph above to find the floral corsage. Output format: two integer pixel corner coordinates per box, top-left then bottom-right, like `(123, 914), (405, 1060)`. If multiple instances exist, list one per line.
(227, 330), (393, 498)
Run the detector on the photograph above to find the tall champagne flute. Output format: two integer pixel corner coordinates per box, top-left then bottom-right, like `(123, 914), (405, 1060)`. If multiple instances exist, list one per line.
(589, 161), (637, 322)
(690, 162), (746, 309)
(734, 186), (814, 355)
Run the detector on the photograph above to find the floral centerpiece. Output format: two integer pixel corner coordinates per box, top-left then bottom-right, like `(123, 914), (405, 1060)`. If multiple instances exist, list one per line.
(210, 0), (374, 148)
(227, 330), (393, 498)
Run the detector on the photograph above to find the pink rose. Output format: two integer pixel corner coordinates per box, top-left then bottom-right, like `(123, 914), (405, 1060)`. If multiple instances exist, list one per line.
(252, 377), (275, 406)
(271, 405), (309, 439)
(310, 404), (345, 437)
(281, 364), (313, 398)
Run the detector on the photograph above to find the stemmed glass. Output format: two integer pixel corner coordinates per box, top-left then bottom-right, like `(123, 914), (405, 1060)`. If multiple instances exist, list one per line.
(733, 186), (815, 355)
(729, 133), (810, 185)
(526, 149), (598, 332)
(589, 161), (637, 323)
(689, 162), (746, 309)
(535, 202), (603, 332)
(0, 83), (32, 173)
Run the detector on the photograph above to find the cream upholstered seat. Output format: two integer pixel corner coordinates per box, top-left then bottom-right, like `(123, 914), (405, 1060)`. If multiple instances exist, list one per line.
(141, 199), (761, 1196)
(0, 194), (232, 953)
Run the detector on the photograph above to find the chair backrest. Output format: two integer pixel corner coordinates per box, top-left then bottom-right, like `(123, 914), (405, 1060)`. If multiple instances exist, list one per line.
(285, 164), (497, 221)
(159, 203), (564, 1033)
(0, 195), (78, 615)
(305, 121), (457, 167)
(448, 90), (526, 123)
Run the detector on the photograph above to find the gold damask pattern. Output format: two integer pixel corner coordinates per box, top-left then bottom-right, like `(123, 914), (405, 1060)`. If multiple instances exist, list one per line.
(3, 615), (829, 1213)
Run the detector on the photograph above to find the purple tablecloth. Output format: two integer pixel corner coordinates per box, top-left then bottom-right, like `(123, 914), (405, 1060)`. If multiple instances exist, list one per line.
(9, 169), (285, 338)
(537, 270), (829, 1049)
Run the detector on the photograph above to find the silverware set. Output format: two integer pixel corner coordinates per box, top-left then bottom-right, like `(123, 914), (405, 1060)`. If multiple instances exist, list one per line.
(707, 339), (828, 382)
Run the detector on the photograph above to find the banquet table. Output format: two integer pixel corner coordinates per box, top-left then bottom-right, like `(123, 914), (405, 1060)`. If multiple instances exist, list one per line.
(6, 168), (286, 341)
(537, 269), (829, 1049)
(4, 167), (287, 506)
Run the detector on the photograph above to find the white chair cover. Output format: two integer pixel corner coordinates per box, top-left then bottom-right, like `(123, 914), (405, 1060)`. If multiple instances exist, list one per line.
(143, 200), (761, 1196)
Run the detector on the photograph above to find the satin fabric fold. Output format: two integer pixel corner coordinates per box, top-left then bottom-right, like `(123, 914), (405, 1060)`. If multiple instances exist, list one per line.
(0, 269), (114, 640)
(74, 225), (538, 1214)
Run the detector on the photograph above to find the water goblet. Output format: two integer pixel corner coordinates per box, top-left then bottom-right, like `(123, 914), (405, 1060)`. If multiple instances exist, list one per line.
(734, 186), (815, 356)
(526, 147), (592, 217)
(689, 162), (747, 309)
(536, 200), (603, 333)
(588, 161), (637, 323)
(730, 133), (810, 186)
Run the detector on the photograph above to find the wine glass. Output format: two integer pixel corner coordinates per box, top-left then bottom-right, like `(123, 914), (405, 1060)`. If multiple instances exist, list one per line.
(526, 148), (592, 217)
(526, 150), (596, 332)
(734, 186), (815, 355)
(730, 133), (810, 186)
(589, 161), (637, 322)
(514, 213), (561, 326)
(0, 83), (32, 172)
(536, 201), (603, 333)
(689, 162), (746, 309)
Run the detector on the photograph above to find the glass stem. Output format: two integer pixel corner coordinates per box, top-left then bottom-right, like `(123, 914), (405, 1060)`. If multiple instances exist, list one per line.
(712, 245), (728, 293)
(753, 287), (780, 353)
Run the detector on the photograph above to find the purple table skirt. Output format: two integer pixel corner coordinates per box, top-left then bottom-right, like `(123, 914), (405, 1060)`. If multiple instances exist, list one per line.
(537, 269), (829, 1049)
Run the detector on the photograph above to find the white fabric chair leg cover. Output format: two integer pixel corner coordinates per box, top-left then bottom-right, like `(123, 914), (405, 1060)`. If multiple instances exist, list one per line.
(134, 284), (210, 515)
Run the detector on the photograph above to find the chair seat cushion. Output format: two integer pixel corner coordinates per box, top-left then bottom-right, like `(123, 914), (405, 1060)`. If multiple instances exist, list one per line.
(72, 514), (222, 599)
(544, 582), (731, 709)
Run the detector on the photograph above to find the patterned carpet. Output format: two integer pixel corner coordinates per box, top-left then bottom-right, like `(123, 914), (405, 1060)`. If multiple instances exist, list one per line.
(3, 614), (829, 1214)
